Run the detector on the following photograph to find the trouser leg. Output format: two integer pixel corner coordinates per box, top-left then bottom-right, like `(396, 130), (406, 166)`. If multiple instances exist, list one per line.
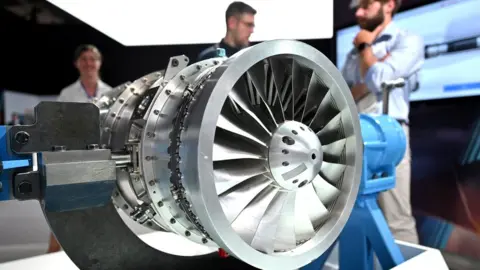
(378, 124), (419, 244)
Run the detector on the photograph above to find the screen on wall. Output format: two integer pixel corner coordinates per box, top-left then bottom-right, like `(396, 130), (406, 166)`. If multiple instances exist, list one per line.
(336, 0), (480, 101)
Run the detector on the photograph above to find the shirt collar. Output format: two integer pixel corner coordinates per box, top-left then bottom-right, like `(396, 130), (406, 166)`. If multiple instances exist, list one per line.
(77, 79), (106, 88)
(77, 79), (104, 99)
(219, 39), (243, 57)
(378, 21), (398, 38)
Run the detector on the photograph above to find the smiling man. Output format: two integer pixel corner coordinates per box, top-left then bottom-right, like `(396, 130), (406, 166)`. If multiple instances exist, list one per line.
(341, 0), (424, 244)
(197, 1), (256, 61)
(57, 44), (112, 103)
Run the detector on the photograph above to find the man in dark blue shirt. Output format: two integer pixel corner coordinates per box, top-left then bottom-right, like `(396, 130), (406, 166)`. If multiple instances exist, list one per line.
(197, 2), (256, 61)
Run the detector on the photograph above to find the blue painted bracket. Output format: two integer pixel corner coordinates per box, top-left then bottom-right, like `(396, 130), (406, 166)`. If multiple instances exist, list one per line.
(302, 114), (407, 270)
(337, 152), (405, 270)
(0, 126), (32, 201)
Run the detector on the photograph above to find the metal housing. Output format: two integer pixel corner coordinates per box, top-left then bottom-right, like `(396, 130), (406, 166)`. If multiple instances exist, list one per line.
(92, 40), (363, 270)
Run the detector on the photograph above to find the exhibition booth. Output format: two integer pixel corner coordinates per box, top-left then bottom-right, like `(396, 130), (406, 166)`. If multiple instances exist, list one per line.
(0, 0), (479, 269)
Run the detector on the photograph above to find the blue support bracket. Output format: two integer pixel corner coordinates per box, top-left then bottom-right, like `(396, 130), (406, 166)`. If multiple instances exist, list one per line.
(0, 126), (32, 201)
(302, 114), (407, 270)
(338, 152), (405, 270)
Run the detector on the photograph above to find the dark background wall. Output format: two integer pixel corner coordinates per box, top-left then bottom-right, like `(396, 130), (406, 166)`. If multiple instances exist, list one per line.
(0, 0), (439, 96)
(0, 6), (333, 96)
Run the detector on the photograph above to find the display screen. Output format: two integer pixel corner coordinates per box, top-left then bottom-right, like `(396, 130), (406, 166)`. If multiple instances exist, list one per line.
(336, 0), (480, 101)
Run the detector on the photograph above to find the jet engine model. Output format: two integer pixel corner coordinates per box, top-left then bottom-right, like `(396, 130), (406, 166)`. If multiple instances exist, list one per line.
(1, 40), (363, 270)
(94, 39), (363, 269)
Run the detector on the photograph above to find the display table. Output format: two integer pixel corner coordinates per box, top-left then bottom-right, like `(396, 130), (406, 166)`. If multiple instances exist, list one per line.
(322, 240), (448, 270)
(0, 232), (448, 270)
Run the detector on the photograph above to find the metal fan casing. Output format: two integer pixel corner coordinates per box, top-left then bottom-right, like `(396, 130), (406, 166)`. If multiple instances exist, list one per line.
(179, 40), (363, 270)
(88, 39), (363, 270)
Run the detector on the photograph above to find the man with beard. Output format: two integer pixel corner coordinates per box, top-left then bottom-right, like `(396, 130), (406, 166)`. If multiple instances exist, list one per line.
(341, 0), (424, 244)
(197, 2), (256, 61)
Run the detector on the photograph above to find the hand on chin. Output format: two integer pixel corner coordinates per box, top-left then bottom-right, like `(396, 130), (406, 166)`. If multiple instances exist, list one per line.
(354, 24), (384, 47)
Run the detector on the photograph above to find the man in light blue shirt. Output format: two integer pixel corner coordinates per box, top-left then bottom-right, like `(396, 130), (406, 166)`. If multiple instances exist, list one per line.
(342, 0), (424, 244)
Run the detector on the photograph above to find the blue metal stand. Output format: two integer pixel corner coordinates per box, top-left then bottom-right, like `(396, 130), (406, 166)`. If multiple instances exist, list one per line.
(303, 114), (407, 270)
(0, 126), (32, 201)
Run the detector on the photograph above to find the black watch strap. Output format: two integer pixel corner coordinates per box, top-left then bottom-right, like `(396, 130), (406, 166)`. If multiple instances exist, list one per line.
(356, 42), (371, 52)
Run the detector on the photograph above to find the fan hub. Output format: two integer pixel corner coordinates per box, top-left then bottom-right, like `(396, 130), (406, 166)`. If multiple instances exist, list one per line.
(268, 121), (323, 191)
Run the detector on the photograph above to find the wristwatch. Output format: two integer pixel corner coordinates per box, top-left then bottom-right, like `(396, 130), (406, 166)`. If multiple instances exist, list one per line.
(356, 42), (371, 52)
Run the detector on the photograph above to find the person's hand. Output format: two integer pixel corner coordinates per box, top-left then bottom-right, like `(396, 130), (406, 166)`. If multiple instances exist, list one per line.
(354, 30), (376, 46)
(353, 25), (384, 47)
(355, 25), (386, 76)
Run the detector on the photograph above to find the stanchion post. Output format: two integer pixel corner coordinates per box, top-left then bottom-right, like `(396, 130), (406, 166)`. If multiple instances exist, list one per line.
(381, 78), (406, 115)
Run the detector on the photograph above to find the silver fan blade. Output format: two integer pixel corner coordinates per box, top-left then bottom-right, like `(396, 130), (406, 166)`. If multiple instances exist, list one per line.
(266, 67), (276, 106)
(268, 58), (286, 96)
(309, 88), (340, 132)
(214, 160), (268, 195)
(312, 175), (341, 206)
(269, 58), (293, 117)
(246, 62), (268, 102)
(217, 114), (268, 148)
(301, 74), (329, 122)
(268, 58), (289, 106)
(316, 111), (346, 145)
(226, 95), (242, 114)
(231, 186), (280, 245)
(293, 98), (306, 121)
(291, 60), (303, 117)
(298, 183), (330, 227)
(246, 72), (262, 105)
(247, 66), (279, 127)
(219, 175), (273, 223)
(292, 60), (313, 120)
(221, 100), (272, 144)
(273, 192), (297, 251)
(281, 70), (294, 120)
(213, 135), (265, 161)
(322, 139), (347, 164)
(251, 191), (289, 254)
(320, 162), (346, 184)
(235, 74), (277, 131)
(294, 187), (319, 241)
(265, 60), (286, 122)
(229, 84), (271, 135)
